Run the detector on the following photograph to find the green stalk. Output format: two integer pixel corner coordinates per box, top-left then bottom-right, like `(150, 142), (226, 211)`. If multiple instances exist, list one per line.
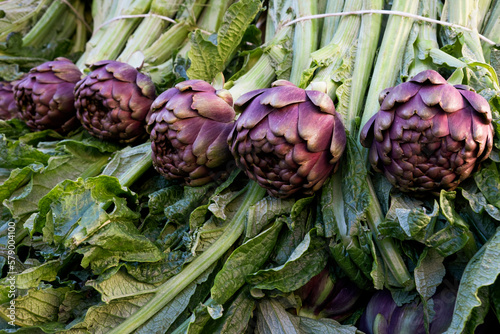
(117, 0), (183, 63)
(71, 1), (89, 53)
(227, 25), (293, 100)
(320, 0), (345, 48)
(225, 0), (295, 100)
(289, 0), (318, 85)
(358, 0), (419, 135)
(77, 0), (153, 69)
(108, 181), (266, 334)
(76, 0), (120, 68)
(196, 0), (233, 33)
(478, 0), (494, 30)
(443, 0), (485, 62)
(0, 0), (51, 41)
(117, 148), (152, 188)
(481, 0), (500, 61)
(345, 0), (383, 134)
(143, 0), (215, 68)
(305, 0), (363, 99)
(407, 0), (440, 77)
(22, 0), (74, 47)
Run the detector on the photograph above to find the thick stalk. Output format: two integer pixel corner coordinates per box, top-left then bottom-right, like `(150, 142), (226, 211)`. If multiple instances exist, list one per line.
(141, 21), (191, 65)
(478, 0), (494, 31)
(445, 0), (485, 62)
(227, 23), (294, 100)
(345, 0), (383, 134)
(76, 0), (121, 69)
(358, 0), (419, 135)
(0, 0), (51, 41)
(196, 0), (232, 33)
(408, 0), (440, 77)
(289, 0), (318, 85)
(117, 0), (183, 62)
(481, 0), (500, 60)
(71, 1), (89, 53)
(108, 181), (266, 334)
(141, 0), (209, 66)
(22, 0), (73, 47)
(306, 0), (363, 99)
(226, 10), (293, 101)
(77, 0), (153, 69)
(320, 0), (345, 48)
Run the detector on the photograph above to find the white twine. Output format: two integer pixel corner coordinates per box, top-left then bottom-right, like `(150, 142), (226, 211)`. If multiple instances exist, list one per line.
(94, 14), (178, 34)
(284, 10), (497, 45)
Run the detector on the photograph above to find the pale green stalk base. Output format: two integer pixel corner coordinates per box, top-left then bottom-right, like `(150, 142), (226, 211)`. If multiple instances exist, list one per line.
(22, 0), (71, 46)
(227, 24), (293, 100)
(345, 0), (383, 133)
(289, 0), (318, 85)
(320, 0), (345, 48)
(358, 0), (419, 133)
(108, 181), (266, 334)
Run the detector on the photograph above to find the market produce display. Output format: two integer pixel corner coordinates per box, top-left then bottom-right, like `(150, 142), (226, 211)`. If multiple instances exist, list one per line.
(0, 0), (499, 333)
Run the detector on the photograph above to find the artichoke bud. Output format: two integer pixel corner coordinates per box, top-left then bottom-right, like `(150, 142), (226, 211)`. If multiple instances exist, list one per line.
(228, 80), (347, 198)
(360, 69), (494, 193)
(295, 269), (362, 321)
(0, 81), (20, 120)
(358, 286), (456, 334)
(147, 79), (236, 186)
(13, 57), (83, 133)
(74, 60), (157, 144)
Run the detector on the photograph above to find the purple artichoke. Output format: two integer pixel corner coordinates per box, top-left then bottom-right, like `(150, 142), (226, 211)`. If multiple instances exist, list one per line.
(74, 60), (156, 144)
(0, 81), (19, 120)
(295, 269), (362, 321)
(13, 57), (82, 133)
(360, 70), (494, 193)
(228, 80), (346, 198)
(358, 286), (456, 334)
(147, 80), (236, 186)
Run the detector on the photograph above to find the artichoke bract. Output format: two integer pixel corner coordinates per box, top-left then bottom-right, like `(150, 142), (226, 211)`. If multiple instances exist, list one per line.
(228, 80), (346, 198)
(13, 57), (82, 133)
(0, 81), (19, 120)
(360, 70), (494, 193)
(147, 80), (236, 186)
(74, 60), (156, 144)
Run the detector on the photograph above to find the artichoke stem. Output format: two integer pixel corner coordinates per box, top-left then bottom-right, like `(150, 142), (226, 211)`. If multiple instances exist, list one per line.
(289, 0), (318, 85)
(22, 0), (71, 47)
(358, 0), (419, 135)
(107, 181), (266, 334)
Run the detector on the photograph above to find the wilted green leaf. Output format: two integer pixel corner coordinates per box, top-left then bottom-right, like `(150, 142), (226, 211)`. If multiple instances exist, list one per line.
(247, 229), (328, 292)
(206, 288), (255, 334)
(187, 0), (262, 82)
(0, 285), (70, 327)
(474, 162), (500, 209)
(414, 248), (445, 300)
(444, 227), (500, 334)
(246, 196), (295, 239)
(211, 219), (283, 304)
